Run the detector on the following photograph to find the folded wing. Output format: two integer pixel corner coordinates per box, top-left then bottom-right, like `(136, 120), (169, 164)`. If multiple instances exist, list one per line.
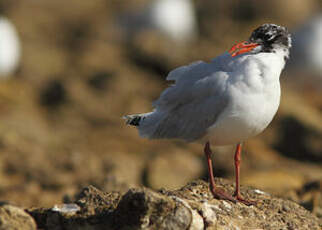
(139, 56), (232, 141)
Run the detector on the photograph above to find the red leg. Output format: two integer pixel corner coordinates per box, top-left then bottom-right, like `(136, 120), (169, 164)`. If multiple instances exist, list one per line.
(233, 143), (256, 206)
(204, 141), (236, 203)
(234, 143), (242, 197)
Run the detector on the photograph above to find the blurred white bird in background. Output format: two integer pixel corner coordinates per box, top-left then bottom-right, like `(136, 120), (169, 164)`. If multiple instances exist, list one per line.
(118, 0), (198, 43)
(290, 15), (322, 76)
(0, 16), (21, 78)
(147, 0), (198, 42)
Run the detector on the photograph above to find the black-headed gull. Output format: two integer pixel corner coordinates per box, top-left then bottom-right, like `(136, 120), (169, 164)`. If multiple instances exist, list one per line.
(124, 24), (291, 205)
(0, 16), (20, 77)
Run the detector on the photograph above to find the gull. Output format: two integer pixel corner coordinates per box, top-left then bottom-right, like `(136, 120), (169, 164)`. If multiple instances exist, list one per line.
(147, 0), (198, 42)
(0, 16), (21, 77)
(290, 15), (322, 75)
(124, 24), (291, 205)
(118, 0), (198, 43)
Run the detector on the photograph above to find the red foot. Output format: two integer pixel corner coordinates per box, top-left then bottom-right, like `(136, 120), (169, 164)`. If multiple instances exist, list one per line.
(211, 187), (237, 203)
(234, 193), (256, 206)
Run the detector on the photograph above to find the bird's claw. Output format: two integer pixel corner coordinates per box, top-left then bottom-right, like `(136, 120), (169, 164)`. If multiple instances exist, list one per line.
(210, 188), (256, 206)
(233, 192), (256, 206)
(211, 187), (237, 204)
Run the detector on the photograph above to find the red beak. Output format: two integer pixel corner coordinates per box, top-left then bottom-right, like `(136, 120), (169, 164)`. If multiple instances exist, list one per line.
(229, 41), (259, 57)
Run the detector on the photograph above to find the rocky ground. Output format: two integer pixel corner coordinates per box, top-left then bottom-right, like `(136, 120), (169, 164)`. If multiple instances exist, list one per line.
(0, 0), (321, 229)
(1, 180), (321, 230)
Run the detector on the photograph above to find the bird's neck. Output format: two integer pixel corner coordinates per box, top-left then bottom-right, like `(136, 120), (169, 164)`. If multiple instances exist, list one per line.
(247, 48), (288, 83)
(272, 45), (290, 62)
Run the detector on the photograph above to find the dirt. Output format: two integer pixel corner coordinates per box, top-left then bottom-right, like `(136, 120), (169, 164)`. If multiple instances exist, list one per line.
(27, 180), (322, 229)
(0, 0), (321, 229)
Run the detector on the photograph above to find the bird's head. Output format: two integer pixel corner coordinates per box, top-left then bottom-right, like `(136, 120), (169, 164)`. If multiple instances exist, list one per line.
(229, 24), (291, 58)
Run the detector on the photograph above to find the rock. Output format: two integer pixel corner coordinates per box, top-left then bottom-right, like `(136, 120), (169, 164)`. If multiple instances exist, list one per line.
(28, 185), (121, 230)
(0, 203), (36, 230)
(74, 185), (121, 215)
(27, 179), (322, 230)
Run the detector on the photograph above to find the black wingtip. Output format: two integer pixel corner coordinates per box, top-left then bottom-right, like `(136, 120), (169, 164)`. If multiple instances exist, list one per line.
(123, 115), (141, 126)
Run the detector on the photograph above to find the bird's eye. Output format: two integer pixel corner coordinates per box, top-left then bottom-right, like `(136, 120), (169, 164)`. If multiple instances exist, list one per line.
(264, 34), (273, 40)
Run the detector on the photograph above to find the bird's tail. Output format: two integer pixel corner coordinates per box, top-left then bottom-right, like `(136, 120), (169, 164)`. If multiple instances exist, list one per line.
(123, 113), (150, 126)
(123, 111), (162, 138)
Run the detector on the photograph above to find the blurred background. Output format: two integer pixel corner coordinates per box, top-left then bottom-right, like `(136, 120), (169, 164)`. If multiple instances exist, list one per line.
(0, 0), (321, 218)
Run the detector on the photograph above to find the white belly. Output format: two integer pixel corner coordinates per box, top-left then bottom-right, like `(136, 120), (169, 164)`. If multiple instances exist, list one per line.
(206, 83), (280, 146)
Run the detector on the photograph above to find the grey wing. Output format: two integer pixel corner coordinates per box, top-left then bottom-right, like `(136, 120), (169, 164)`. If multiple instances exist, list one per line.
(155, 55), (231, 110)
(146, 63), (230, 141)
(166, 52), (231, 83)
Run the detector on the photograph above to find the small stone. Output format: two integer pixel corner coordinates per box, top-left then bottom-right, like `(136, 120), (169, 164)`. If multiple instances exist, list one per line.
(282, 204), (291, 212)
(221, 201), (232, 210)
(52, 203), (80, 213)
(253, 189), (269, 195)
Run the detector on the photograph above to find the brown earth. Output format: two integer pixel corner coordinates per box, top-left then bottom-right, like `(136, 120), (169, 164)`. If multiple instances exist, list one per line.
(27, 180), (321, 229)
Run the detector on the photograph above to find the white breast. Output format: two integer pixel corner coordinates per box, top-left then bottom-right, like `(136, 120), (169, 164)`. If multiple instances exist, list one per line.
(206, 52), (284, 146)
